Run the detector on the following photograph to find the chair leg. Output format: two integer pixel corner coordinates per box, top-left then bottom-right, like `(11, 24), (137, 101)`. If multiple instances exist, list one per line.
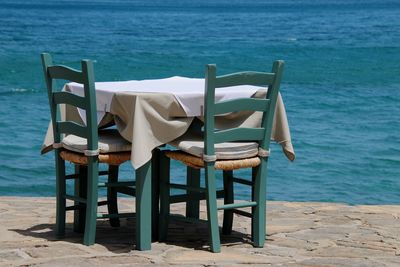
(251, 167), (257, 241)
(186, 166), (200, 219)
(205, 163), (221, 253)
(107, 165), (120, 227)
(158, 153), (170, 242)
(83, 156), (99, 246)
(151, 149), (161, 241)
(55, 150), (66, 237)
(222, 170), (234, 235)
(74, 165), (87, 233)
(252, 160), (267, 248)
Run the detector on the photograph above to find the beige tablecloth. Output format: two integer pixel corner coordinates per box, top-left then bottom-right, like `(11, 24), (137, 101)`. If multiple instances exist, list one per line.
(42, 89), (295, 169)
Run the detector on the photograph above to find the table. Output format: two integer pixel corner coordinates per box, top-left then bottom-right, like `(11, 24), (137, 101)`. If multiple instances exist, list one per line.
(42, 76), (295, 250)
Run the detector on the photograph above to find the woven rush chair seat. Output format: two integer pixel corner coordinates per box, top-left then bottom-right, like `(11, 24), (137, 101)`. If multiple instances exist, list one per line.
(60, 150), (131, 166)
(165, 150), (260, 171)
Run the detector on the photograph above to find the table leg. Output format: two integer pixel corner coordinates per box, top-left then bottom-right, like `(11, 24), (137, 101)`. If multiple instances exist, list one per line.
(135, 161), (152, 251)
(186, 166), (200, 219)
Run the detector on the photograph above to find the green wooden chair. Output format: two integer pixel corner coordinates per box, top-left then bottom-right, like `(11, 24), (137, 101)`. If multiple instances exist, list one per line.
(41, 53), (136, 245)
(158, 61), (284, 252)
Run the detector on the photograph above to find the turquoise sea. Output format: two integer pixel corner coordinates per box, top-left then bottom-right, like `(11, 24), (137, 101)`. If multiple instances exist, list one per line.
(0, 0), (399, 204)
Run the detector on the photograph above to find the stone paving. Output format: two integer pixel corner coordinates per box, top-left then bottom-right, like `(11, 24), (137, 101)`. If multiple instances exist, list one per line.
(0, 197), (399, 266)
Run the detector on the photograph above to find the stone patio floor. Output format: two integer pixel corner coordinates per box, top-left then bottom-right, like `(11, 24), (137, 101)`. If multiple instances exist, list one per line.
(0, 197), (399, 266)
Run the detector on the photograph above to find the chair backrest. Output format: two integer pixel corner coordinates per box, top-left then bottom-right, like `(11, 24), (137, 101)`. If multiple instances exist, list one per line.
(203, 61), (284, 158)
(41, 53), (98, 151)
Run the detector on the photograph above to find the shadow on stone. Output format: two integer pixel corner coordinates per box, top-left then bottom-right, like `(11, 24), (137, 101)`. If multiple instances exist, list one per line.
(10, 218), (136, 253)
(10, 213), (253, 252)
(158, 214), (253, 251)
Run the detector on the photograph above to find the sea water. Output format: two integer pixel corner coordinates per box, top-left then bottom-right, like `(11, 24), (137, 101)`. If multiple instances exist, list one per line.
(0, 0), (399, 204)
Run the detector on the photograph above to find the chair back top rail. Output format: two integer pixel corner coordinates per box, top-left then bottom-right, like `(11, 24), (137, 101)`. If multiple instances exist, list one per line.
(203, 61), (284, 156)
(47, 65), (85, 84)
(215, 71), (275, 88)
(41, 53), (98, 150)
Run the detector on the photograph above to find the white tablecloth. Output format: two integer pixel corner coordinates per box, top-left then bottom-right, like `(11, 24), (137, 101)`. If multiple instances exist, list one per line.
(68, 76), (262, 124)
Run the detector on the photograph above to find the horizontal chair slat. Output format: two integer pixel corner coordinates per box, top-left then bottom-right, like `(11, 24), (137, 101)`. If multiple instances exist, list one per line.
(48, 65), (85, 84)
(65, 173), (79, 179)
(97, 212), (135, 219)
(98, 171), (109, 176)
(170, 194), (190, 204)
(170, 214), (202, 224)
(53, 91), (86, 109)
(232, 209), (252, 218)
(214, 127), (265, 143)
(57, 121), (87, 138)
(98, 181), (136, 188)
(215, 98), (270, 115)
(65, 201), (107, 209)
(65, 171), (108, 180)
(169, 183), (206, 193)
(232, 177), (253, 186)
(66, 204), (83, 211)
(217, 201), (258, 210)
(66, 171), (107, 180)
(116, 187), (136, 196)
(98, 200), (108, 206)
(170, 189), (225, 204)
(65, 194), (86, 204)
(215, 72), (275, 88)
